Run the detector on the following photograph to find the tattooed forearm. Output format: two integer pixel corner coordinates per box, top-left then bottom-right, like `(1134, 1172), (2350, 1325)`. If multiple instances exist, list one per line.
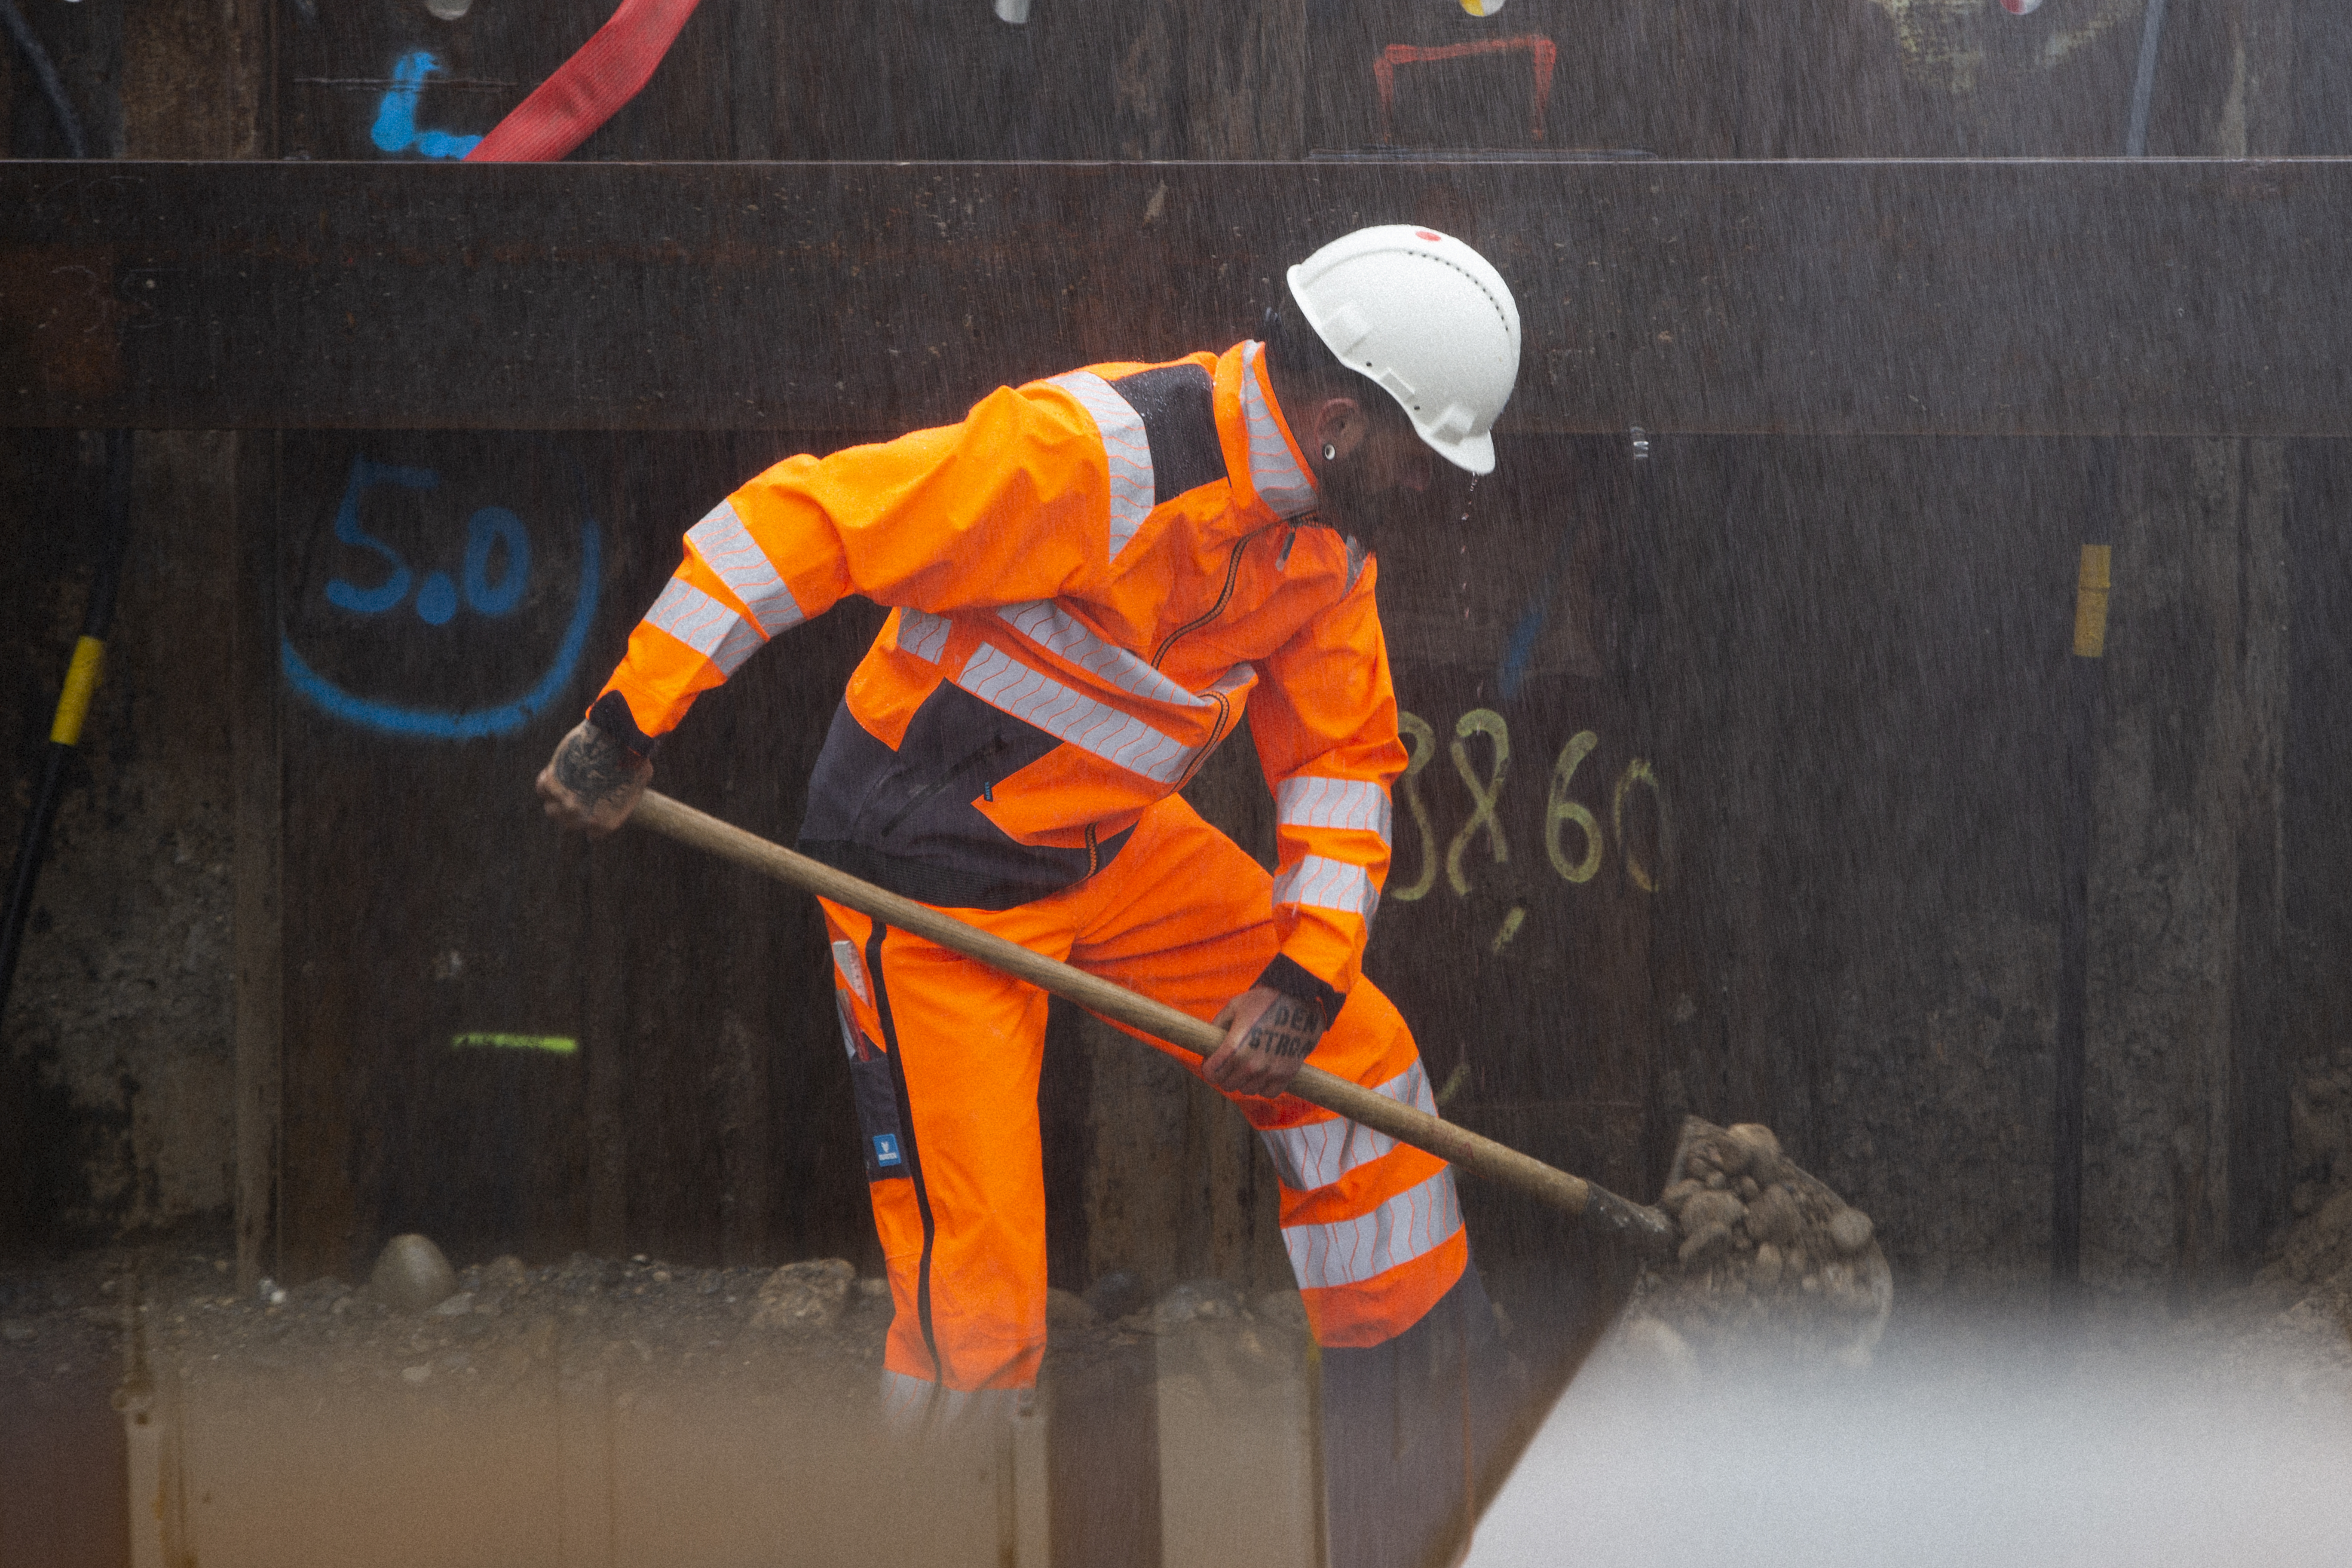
(1245, 995), (1324, 1063)
(554, 723), (637, 810)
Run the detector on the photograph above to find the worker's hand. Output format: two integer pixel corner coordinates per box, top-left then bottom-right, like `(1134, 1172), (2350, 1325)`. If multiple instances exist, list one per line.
(1203, 984), (1326, 1099)
(535, 719), (652, 838)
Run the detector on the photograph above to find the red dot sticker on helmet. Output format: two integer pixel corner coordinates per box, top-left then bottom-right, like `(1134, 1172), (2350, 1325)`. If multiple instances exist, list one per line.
(2001, 0), (2041, 12)
(1415, 230), (1442, 242)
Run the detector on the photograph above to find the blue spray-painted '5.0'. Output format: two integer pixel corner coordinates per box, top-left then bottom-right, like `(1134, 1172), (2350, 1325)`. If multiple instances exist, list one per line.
(372, 52), (482, 160)
(326, 458), (531, 625)
(286, 456), (601, 741)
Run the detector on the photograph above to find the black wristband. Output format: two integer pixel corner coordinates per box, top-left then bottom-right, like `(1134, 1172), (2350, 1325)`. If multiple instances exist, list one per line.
(588, 690), (659, 760)
(1252, 954), (1343, 1032)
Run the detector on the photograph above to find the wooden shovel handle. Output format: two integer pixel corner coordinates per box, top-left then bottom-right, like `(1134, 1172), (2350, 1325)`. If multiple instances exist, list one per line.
(631, 789), (1674, 1255)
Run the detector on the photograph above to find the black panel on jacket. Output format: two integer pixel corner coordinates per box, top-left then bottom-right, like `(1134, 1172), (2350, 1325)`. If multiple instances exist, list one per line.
(1110, 363), (1224, 505)
(799, 691), (1132, 910)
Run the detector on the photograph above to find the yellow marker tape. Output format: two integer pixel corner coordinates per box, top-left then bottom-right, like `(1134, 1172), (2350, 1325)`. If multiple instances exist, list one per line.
(2073, 545), (2111, 658)
(49, 636), (106, 746)
(452, 1033), (577, 1055)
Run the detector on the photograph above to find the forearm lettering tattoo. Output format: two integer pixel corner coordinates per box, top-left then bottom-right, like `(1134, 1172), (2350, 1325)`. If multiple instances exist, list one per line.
(1245, 995), (1323, 1063)
(554, 723), (637, 812)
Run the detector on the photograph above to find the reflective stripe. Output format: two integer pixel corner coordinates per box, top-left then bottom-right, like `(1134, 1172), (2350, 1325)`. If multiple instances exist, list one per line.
(831, 939), (871, 1005)
(955, 642), (1191, 785)
(1272, 854), (1379, 924)
(1275, 776), (1392, 845)
(998, 600), (1197, 707)
(834, 993), (864, 1060)
(880, 1367), (935, 1424)
(1284, 1166), (1463, 1291)
(1204, 662), (1256, 699)
(686, 498), (805, 637)
(898, 606), (952, 664)
(1240, 343), (1317, 520)
(643, 577), (762, 677)
(1259, 1061), (1433, 1192)
(880, 1369), (1024, 1429)
(1046, 371), (1156, 559)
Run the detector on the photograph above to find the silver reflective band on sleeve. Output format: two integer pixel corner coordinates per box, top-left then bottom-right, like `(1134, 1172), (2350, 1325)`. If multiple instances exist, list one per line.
(1275, 776), (1393, 845)
(1240, 343), (1318, 520)
(1259, 1060), (1433, 1192)
(831, 939), (871, 1005)
(898, 606), (952, 664)
(1272, 854), (1379, 923)
(1045, 371), (1156, 559)
(686, 499), (805, 637)
(1283, 1166), (1463, 1291)
(956, 642), (1192, 785)
(643, 577), (763, 677)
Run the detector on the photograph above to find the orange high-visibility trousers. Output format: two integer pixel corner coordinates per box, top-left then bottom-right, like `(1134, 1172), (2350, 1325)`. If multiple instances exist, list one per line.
(821, 793), (1467, 1396)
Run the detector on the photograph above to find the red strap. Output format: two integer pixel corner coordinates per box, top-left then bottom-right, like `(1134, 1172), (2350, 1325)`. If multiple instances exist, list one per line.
(463, 0), (703, 164)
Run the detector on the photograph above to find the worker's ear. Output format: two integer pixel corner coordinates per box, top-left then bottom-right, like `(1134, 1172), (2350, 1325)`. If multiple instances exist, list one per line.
(1302, 395), (1369, 470)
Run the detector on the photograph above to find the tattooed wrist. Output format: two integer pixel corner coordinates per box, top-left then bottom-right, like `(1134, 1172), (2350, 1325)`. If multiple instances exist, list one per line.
(554, 722), (637, 810)
(1246, 995), (1324, 1062)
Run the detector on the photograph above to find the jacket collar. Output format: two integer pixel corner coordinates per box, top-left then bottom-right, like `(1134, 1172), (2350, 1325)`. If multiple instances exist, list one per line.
(1215, 341), (1320, 524)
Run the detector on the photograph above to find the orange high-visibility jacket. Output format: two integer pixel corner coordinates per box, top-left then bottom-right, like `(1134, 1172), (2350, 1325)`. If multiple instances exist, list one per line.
(595, 340), (1406, 1014)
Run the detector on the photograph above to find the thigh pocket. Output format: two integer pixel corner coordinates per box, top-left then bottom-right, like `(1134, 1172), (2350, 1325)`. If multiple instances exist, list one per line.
(837, 994), (910, 1183)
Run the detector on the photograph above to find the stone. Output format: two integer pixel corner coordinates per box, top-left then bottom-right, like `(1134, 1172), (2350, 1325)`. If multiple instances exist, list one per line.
(1752, 1242), (1785, 1289)
(1659, 1179), (1703, 1214)
(401, 1364), (432, 1384)
(1678, 1223), (1734, 1268)
(1680, 1189), (1746, 1238)
(1828, 1207), (1876, 1256)
(482, 1256), (529, 1292)
(1736, 1175), (1761, 1201)
(751, 1259), (856, 1331)
(1725, 1123), (1781, 1164)
(1153, 1279), (1243, 1331)
(427, 1292), (476, 1317)
(1046, 1288), (1096, 1330)
(1746, 1185), (1802, 1248)
(369, 1234), (459, 1314)
(1083, 1270), (1148, 1323)
(0, 1320), (35, 1345)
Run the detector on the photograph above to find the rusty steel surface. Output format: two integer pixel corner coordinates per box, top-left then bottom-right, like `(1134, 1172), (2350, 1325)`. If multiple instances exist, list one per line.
(3, 159), (2348, 436)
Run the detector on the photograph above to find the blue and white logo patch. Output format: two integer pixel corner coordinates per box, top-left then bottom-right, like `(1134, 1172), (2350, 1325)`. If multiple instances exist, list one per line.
(872, 1133), (903, 1169)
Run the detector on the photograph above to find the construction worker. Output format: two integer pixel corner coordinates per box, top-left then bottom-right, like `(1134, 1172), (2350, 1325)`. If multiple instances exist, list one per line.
(538, 225), (1520, 1567)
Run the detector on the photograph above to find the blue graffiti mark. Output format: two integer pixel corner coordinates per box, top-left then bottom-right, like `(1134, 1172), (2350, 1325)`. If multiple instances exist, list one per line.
(325, 456), (437, 614)
(282, 516), (600, 740)
(371, 52), (483, 160)
(462, 507), (530, 616)
(415, 572), (460, 625)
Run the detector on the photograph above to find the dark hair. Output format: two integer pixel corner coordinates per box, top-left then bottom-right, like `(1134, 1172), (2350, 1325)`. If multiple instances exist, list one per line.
(1261, 303), (1373, 398)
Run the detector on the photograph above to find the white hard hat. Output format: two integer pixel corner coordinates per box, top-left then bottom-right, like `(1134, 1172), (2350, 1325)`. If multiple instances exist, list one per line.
(1286, 225), (1521, 475)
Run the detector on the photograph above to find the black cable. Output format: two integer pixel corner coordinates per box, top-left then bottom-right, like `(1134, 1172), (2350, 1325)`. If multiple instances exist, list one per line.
(0, 0), (89, 159)
(0, 431), (132, 1013)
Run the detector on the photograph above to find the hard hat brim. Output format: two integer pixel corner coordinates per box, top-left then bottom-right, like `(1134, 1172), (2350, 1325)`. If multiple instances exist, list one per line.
(1421, 427), (1495, 476)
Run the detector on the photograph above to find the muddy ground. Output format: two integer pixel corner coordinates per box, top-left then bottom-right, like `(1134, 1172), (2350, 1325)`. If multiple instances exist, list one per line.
(3, 1170), (2346, 1564)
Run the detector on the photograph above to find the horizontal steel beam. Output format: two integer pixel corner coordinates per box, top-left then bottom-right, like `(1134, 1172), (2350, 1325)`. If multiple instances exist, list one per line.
(4, 159), (2347, 435)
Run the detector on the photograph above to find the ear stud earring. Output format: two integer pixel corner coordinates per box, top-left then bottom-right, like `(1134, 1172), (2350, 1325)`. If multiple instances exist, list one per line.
(1323, 444), (1337, 461)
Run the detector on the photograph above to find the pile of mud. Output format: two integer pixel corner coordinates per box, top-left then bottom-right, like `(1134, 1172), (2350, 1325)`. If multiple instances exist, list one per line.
(1622, 1117), (1893, 1369)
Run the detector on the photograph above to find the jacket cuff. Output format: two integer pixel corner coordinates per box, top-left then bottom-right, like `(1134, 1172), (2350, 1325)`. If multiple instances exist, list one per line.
(1253, 953), (1344, 1031)
(588, 689), (660, 760)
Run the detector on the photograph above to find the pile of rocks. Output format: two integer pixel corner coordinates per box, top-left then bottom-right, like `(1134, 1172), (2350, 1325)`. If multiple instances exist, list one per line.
(1623, 1117), (1893, 1370)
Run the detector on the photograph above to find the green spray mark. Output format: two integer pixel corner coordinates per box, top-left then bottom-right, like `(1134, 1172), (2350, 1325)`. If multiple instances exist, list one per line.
(452, 1032), (577, 1056)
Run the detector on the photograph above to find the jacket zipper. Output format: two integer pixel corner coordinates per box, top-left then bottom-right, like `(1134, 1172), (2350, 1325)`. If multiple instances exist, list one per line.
(875, 735), (1009, 837)
(1151, 535), (1253, 670)
(1084, 824), (1099, 876)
